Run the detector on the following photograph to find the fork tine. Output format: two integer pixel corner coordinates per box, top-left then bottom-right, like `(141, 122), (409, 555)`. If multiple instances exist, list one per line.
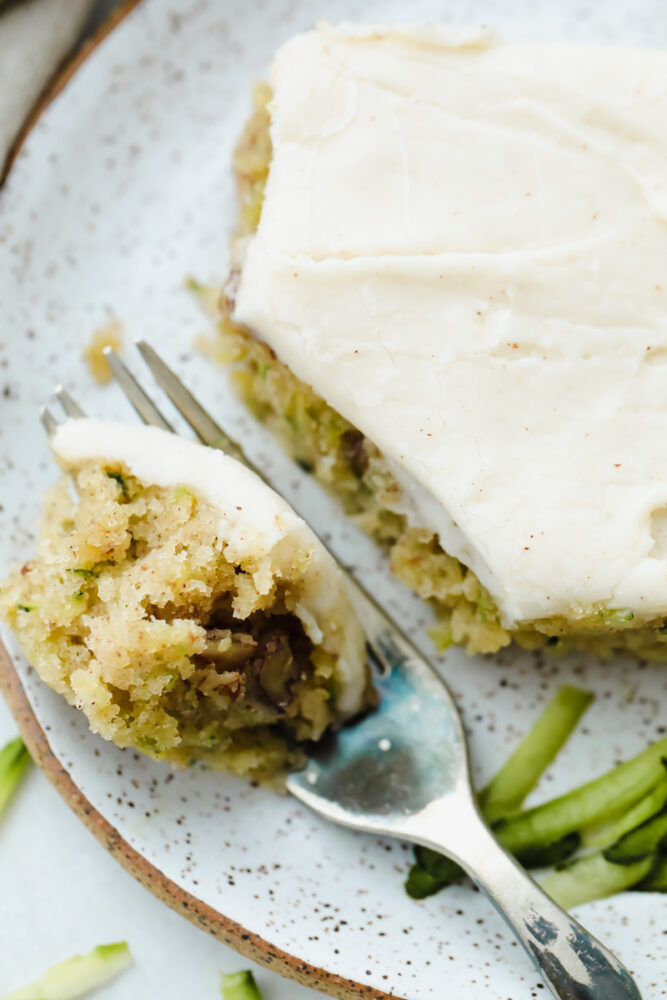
(104, 347), (174, 432)
(40, 406), (58, 438)
(54, 385), (85, 418)
(134, 340), (252, 466)
(134, 342), (396, 670)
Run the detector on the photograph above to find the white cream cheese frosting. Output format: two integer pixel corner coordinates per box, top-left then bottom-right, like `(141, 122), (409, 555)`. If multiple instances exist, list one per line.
(233, 23), (667, 627)
(53, 419), (367, 713)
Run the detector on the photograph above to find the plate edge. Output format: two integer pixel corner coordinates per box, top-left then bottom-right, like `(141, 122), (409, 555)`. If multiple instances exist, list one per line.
(0, 641), (403, 1000)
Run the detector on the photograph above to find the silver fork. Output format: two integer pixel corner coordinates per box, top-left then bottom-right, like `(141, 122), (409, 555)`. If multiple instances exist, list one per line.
(42, 342), (642, 1000)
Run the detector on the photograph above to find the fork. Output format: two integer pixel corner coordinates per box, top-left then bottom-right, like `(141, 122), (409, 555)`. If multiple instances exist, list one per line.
(42, 342), (642, 1000)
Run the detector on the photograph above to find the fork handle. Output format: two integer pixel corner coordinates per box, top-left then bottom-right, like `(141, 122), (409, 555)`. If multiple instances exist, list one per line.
(413, 797), (642, 1000)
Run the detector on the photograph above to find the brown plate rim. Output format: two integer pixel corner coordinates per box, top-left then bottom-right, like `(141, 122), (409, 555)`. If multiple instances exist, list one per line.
(0, 4), (400, 997)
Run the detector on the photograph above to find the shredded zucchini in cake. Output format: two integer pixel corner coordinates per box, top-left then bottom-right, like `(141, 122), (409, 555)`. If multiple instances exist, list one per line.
(233, 81), (273, 239)
(0, 462), (345, 780)
(195, 82), (667, 662)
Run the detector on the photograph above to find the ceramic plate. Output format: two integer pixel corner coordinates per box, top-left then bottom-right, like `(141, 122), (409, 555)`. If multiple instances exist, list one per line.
(2, 1), (667, 997)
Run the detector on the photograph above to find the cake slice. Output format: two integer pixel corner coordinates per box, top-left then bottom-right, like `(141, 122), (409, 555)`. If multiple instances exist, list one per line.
(0, 420), (369, 780)
(221, 24), (667, 660)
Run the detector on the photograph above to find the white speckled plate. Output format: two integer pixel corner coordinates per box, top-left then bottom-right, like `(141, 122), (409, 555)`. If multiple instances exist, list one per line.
(1, 1), (667, 997)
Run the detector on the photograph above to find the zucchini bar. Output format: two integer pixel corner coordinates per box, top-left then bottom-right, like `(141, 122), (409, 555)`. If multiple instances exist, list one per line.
(0, 420), (369, 779)
(220, 25), (667, 661)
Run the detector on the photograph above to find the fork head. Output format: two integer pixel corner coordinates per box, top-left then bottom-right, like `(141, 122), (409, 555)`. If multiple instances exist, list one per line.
(42, 344), (474, 844)
(287, 626), (472, 839)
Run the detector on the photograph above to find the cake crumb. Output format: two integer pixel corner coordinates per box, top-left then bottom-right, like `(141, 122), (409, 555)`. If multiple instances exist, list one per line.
(83, 319), (124, 383)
